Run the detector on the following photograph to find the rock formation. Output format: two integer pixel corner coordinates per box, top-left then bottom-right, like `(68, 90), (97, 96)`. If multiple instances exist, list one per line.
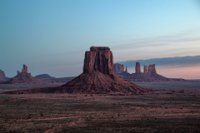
(83, 47), (113, 75)
(0, 70), (6, 82)
(113, 64), (131, 80)
(9, 64), (33, 83)
(112, 62), (170, 82)
(113, 63), (125, 74)
(135, 62), (141, 74)
(143, 65), (148, 74)
(35, 74), (55, 79)
(125, 66), (128, 73)
(60, 46), (142, 93)
(147, 64), (156, 75)
(131, 63), (168, 81)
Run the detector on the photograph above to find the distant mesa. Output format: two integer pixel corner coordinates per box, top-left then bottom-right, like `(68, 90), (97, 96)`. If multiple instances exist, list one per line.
(35, 74), (55, 79)
(132, 63), (169, 81)
(1, 65), (74, 85)
(114, 62), (169, 82)
(34, 74), (73, 83)
(113, 63), (125, 74)
(10, 46), (143, 94)
(113, 63), (131, 80)
(135, 62), (141, 74)
(60, 46), (143, 93)
(8, 64), (34, 83)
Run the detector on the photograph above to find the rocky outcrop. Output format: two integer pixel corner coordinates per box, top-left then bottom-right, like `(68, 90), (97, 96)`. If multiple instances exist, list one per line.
(61, 46), (143, 94)
(5, 47), (144, 94)
(0, 70), (6, 82)
(113, 63), (125, 74)
(83, 47), (113, 75)
(131, 63), (169, 81)
(135, 62), (141, 74)
(113, 63), (131, 80)
(9, 64), (34, 83)
(147, 64), (156, 75)
(143, 65), (148, 74)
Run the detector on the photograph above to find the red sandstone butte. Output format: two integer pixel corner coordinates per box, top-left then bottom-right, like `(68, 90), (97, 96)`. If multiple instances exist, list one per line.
(135, 62), (141, 74)
(147, 64), (156, 75)
(62, 46), (143, 94)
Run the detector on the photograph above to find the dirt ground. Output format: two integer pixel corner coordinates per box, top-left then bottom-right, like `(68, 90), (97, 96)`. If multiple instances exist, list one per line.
(0, 88), (200, 133)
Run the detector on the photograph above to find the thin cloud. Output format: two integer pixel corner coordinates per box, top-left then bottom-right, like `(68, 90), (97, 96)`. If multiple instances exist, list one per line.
(112, 28), (200, 50)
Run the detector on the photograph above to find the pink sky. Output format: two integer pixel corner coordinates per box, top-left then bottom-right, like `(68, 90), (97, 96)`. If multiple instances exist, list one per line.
(158, 65), (200, 79)
(128, 64), (200, 79)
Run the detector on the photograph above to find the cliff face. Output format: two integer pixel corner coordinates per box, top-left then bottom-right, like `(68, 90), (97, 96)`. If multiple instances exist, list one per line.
(135, 62), (141, 74)
(61, 46), (143, 94)
(143, 65), (148, 74)
(147, 64), (156, 75)
(83, 47), (113, 75)
(0, 70), (6, 81)
(132, 63), (168, 81)
(113, 62), (168, 82)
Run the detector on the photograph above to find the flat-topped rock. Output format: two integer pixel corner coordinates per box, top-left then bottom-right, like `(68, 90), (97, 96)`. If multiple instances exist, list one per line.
(90, 46), (110, 51)
(62, 46), (143, 93)
(83, 46), (113, 75)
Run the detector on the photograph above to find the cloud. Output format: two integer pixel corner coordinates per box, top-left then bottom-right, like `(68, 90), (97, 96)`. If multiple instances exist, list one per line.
(112, 28), (200, 50)
(118, 55), (200, 67)
(111, 28), (200, 61)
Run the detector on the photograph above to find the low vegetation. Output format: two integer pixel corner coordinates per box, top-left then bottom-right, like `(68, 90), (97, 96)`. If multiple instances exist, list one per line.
(0, 87), (200, 133)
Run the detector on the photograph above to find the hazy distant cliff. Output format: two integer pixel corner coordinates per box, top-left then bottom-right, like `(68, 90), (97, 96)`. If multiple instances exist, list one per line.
(114, 62), (175, 82)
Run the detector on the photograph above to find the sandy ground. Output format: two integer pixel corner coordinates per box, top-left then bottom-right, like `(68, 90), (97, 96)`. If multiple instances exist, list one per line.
(0, 88), (200, 133)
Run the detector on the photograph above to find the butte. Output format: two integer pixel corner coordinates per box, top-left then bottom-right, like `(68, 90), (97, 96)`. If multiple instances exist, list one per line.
(60, 46), (143, 94)
(5, 47), (143, 94)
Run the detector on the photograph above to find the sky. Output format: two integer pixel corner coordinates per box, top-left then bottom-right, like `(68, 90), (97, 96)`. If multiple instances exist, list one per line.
(0, 0), (200, 78)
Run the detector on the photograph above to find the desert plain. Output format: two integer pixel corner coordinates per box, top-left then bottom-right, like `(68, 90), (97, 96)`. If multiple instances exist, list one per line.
(0, 81), (200, 133)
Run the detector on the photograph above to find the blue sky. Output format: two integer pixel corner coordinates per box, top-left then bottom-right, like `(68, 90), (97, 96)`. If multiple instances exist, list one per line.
(0, 0), (200, 77)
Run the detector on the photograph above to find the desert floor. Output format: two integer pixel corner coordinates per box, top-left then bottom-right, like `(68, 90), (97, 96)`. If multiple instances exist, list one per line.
(0, 81), (200, 133)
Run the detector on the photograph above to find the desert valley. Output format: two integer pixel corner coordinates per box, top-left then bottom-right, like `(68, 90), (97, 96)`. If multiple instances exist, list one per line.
(1, 0), (200, 133)
(0, 47), (200, 133)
